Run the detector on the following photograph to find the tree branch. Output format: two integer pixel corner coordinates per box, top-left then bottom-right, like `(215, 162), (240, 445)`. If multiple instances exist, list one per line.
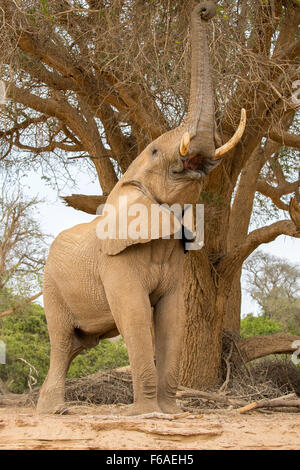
(0, 116), (48, 139)
(14, 139), (84, 154)
(95, 102), (137, 173)
(239, 333), (300, 363)
(17, 32), (92, 90)
(0, 292), (43, 319)
(269, 128), (300, 150)
(275, 37), (300, 61)
(289, 197), (300, 228)
(219, 220), (300, 284)
(256, 178), (300, 211)
(19, 55), (80, 94)
(221, 4), (300, 147)
(6, 83), (118, 193)
(61, 194), (107, 214)
(227, 145), (266, 251)
(97, 72), (168, 140)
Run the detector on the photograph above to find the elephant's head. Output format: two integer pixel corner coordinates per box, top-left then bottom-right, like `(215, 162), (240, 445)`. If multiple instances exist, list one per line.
(97, 1), (246, 254)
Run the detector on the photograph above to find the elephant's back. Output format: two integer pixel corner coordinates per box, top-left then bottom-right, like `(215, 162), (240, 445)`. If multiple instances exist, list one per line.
(46, 217), (100, 264)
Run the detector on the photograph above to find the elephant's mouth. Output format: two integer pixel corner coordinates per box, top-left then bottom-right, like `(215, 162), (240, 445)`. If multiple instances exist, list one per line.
(183, 154), (207, 172)
(172, 154), (216, 180)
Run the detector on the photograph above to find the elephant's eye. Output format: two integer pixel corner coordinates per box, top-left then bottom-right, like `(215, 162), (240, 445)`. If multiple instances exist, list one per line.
(152, 148), (158, 156)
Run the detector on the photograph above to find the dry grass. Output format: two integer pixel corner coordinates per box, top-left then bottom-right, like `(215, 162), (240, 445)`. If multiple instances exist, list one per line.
(229, 357), (300, 399)
(21, 368), (134, 408)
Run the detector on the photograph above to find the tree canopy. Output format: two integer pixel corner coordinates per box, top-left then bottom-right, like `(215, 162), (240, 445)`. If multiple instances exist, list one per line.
(0, 1), (299, 203)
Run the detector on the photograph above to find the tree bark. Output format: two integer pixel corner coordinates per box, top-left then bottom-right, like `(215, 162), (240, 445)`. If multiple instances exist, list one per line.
(223, 271), (242, 334)
(179, 251), (223, 388)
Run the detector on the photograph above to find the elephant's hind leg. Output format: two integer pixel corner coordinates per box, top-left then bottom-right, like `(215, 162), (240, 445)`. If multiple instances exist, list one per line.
(37, 283), (83, 414)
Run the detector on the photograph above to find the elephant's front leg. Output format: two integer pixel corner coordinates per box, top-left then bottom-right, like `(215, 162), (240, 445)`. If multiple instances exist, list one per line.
(154, 288), (185, 414)
(103, 279), (160, 416)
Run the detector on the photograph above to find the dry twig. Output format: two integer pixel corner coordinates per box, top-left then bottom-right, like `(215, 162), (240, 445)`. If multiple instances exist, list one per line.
(237, 393), (300, 413)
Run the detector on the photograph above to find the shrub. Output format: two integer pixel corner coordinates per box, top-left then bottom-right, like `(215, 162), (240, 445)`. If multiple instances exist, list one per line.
(0, 295), (129, 393)
(68, 339), (129, 378)
(240, 313), (285, 338)
(0, 303), (50, 393)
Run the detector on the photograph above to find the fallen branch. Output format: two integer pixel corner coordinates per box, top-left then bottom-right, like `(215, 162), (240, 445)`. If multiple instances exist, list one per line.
(237, 393), (300, 413)
(0, 292), (43, 318)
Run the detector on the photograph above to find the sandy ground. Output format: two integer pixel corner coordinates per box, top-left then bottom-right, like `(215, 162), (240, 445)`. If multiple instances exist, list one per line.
(0, 405), (299, 450)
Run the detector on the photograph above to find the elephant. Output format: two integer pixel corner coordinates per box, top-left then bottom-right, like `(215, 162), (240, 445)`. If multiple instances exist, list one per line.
(37, 1), (245, 415)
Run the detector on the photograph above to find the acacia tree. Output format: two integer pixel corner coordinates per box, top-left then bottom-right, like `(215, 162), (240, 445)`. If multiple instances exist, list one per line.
(0, 0), (299, 388)
(0, 182), (46, 315)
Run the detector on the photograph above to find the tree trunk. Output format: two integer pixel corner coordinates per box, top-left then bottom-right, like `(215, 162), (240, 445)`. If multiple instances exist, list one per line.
(223, 270), (242, 334)
(179, 182), (234, 389)
(179, 251), (224, 389)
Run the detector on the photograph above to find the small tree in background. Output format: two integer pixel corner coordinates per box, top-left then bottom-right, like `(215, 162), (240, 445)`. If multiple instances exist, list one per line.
(0, 180), (48, 308)
(0, 182), (48, 392)
(244, 251), (300, 334)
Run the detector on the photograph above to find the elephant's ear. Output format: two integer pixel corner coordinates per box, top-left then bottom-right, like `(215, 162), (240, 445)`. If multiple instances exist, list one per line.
(96, 182), (182, 255)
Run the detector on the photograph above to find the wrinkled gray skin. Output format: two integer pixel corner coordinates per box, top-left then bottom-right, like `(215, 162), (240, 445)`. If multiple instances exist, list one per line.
(37, 1), (219, 415)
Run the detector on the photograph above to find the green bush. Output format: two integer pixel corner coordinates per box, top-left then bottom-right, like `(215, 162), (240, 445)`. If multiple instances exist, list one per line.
(240, 313), (285, 339)
(68, 339), (129, 378)
(0, 303), (50, 393)
(0, 293), (129, 393)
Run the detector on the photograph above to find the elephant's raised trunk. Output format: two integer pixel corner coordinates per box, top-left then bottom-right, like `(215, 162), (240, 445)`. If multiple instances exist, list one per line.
(180, 1), (246, 161)
(182, 1), (217, 159)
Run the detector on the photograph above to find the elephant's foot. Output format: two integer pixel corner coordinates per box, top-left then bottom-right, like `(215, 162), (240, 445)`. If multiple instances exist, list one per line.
(37, 401), (66, 414)
(36, 388), (65, 415)
(158, 398), (182, 415)
(37, 398), (66, 415)
(122, 400), (162, 416)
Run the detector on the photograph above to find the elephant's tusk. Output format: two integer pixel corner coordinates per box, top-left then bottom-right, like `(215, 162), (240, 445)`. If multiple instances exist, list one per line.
(213, 108), (246, 160)
(180, 132), (191, 156)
